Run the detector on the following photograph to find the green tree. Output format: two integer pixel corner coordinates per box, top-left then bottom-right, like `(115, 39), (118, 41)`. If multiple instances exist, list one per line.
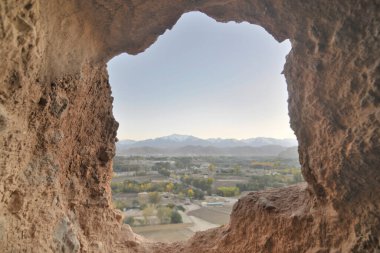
(171, 210), (183, 224)
(176, 205), (185, 212)
(217, 187), (240, 197)
(148, 192), (161, 205)
(158, 168), (170, 177)
(193, 189), (205, 200)
(166, 203), (175, 209)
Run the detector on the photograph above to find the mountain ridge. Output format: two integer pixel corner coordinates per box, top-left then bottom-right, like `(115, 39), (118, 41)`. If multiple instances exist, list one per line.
(118, 134), (297, 147)
(116, 134), (298, 156)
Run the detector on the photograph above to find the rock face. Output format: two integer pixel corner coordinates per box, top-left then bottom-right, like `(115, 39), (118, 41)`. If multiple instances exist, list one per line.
(0, 0), (379, 252)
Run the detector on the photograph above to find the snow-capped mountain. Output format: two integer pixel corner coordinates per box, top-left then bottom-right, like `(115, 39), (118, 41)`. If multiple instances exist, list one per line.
(122, 134), (208, 149)
(207, 138), (246, 147)
(159, 134), (197, 142)
(116, 134), (298, 156)
(243, 137), (298, 147)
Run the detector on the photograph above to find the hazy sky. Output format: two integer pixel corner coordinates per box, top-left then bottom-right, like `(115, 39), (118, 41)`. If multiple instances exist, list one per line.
(108, 12), (294, 141)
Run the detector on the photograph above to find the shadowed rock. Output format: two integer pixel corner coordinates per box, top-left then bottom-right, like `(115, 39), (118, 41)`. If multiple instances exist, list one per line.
(0, 0), (379, 252)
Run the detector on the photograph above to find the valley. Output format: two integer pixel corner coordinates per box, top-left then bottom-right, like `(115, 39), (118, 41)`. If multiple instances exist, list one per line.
(112, 147), (302, 242)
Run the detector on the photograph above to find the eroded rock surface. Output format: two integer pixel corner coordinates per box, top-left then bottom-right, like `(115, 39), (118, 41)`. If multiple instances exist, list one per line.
(0, 0), (379, 252)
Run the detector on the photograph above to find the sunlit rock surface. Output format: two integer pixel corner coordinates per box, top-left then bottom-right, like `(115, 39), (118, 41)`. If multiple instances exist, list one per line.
(0, 0), (379, 252)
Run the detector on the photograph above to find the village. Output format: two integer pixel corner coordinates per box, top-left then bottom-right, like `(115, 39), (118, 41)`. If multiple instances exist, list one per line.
(111, 155), (303, 241)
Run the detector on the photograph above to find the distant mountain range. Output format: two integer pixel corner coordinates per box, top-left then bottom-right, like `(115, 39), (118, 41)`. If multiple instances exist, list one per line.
(116, 134), (298, 157)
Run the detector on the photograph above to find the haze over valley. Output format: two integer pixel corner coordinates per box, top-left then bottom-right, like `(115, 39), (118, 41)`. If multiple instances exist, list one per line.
(117, 134), (298, 157)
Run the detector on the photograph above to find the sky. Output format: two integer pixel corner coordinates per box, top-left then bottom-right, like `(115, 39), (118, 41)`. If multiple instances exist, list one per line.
(107, 12), (294, 141)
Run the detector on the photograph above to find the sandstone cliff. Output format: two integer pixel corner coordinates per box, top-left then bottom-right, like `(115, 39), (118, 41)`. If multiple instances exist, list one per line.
(0, 1), (379, 252)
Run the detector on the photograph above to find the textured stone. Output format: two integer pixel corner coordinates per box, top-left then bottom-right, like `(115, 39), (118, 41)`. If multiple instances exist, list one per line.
(0, 0), (379, 252)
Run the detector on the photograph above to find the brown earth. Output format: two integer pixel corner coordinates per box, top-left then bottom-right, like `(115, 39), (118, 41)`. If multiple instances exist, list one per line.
(0, 0), (379, 252)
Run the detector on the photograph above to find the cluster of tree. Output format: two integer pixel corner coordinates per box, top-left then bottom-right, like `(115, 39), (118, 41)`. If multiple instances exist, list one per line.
(157, 168), (170, 177)
(217, 165), (241, 175)
(124, 203), (183, 226)
(111, 180), (205, 200)
(113, 199), (130, 210)
(152, 162), (171, 171)
(276, 167), (302, 177)
(147, 191), (161, 204)
(114, 190), (190, 213)
(216, 187), (240, 197)
(180, 188), (205, 200)
(180, 175), (214, 193)
(113, 156), (149, 172)
(156, 206), (182, 224)
(111, 181), (161, 193)
(174, 157), (193, 169)
(250, 160), (276, 169)
(113, 157), (172, 173)
(152, 162), (171, 177)
(236, 170), (303, 192)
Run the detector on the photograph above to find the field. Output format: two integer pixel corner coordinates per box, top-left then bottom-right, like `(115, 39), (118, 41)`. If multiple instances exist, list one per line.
(188, 206), (233, 225)
(133, 223), (194, 242)
(132, 205), (233, 242)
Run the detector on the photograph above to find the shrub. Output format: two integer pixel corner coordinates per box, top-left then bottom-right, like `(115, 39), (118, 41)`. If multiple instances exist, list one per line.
(114, 200), (130, 210)
(171, 210), (182, 224)
(148, 192), (161, 204)
(166, 203), (175, 209)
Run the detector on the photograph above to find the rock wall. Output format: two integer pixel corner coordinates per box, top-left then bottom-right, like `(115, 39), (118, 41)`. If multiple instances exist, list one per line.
(0, 0), (379, 252)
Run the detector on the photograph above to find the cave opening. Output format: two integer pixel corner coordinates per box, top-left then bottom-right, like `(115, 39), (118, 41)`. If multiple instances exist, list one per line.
(107, 11), (301, 243)
(2, 1), (379, 252)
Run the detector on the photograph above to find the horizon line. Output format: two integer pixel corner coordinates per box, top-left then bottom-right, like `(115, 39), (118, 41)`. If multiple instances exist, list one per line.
(117, 133), (297, 142)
